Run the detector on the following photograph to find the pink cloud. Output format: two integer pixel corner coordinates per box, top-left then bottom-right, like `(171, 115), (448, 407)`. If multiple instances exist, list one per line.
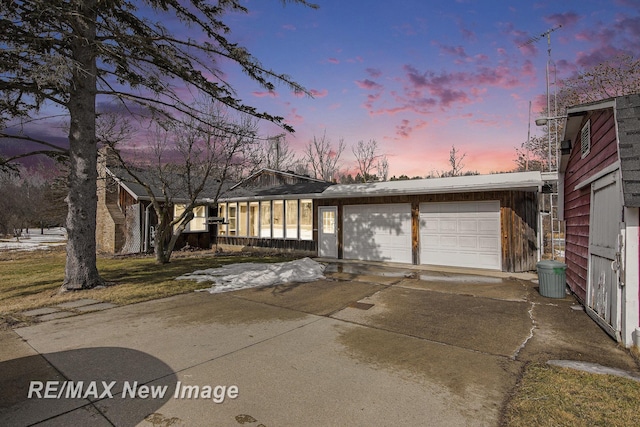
(366, 68), (382, 78)
(285, 108), (304, 126)
(544, 12), (581, 28)
(396, 119), (412, 138)
(461, 27), (476, 42)
(437, 44), (469, 59)
(615, 14), (640, 39)
(355, 79), (383, 90)
(282, 24), (296, 31)
(252, 90), (278, 98)
(310, 88), (328, 98)
(327, 58), (340, 64)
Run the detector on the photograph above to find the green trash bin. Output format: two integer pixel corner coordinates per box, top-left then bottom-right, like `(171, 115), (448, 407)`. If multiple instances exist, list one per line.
(536, 260), (567, 298)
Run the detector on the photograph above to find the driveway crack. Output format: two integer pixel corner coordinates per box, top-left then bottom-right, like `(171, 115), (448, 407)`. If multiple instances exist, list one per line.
(511, 301), (536, 360)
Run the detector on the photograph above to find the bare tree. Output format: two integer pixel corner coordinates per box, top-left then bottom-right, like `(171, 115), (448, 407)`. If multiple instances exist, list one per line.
(304, 132), (345, 181)
(515, 134), (549, 172)
(352, 139), (381, 182)
(377, 156), (390, 182)
(106, 102), (258, 264)
(243, 134), (299, 174)
(559, 54), (640, 107)
(515, 54), (640, 172)
(0, 0), (316, 290)
(442, 145), (466, 177)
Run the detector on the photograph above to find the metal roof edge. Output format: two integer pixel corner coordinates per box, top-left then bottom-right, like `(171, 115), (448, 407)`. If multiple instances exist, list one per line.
(316, 171), (544, 199)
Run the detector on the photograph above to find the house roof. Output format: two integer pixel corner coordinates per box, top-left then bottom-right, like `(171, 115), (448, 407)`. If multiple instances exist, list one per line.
(317, 171), (544, 199)
(219, 168), (334, 201)
(107, 166), (231, 203)
(560, 94), (640, 207)
(615, 94), (640, 207)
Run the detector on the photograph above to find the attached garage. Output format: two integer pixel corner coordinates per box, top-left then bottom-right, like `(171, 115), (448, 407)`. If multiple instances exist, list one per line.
(317, 171), (545, 273)
(343, 203), (412, 263)
(419, 201), (501, 270)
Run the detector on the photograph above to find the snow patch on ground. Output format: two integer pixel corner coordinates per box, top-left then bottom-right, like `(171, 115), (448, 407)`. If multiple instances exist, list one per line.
(0, 228), (67, 252)
(176, 257), (326, 294)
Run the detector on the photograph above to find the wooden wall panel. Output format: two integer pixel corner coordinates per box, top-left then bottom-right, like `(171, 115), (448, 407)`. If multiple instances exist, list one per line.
(563, 108), (618, 300)
(318, 190), (538, 272)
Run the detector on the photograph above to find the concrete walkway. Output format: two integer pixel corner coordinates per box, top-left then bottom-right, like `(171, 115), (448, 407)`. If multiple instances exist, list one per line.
(1, 263), (638, 426)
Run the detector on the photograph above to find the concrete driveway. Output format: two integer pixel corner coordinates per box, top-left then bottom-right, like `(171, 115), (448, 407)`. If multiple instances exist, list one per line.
(1, 261), (638, 426)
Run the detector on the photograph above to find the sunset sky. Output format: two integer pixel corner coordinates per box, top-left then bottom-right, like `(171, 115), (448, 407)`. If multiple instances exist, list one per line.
(4, 1), (640, 178)
(212, 0), (640, 177)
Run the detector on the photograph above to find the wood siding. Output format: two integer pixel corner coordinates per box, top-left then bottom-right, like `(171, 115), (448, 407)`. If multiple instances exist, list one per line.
(563, 109), (619, 300)
(317, 190), (538, 272)
(215, 236), (316, 253)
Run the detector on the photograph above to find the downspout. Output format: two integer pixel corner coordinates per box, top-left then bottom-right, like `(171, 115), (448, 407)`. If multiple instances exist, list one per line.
(144, 203), (152, 253)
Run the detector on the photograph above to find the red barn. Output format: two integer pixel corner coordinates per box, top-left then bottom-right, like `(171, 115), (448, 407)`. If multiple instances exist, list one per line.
(559, 94), (640, 349)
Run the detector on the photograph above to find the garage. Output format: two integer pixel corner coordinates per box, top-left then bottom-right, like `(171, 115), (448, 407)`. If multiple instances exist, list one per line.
(317, 171), (542, 272)
(343, 204), (412, 263)
(420, 201), (501, 270)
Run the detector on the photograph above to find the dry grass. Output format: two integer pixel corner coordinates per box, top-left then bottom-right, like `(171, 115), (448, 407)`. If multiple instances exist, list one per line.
(0, 247), (293, 328)
(502, 362), (640, 426)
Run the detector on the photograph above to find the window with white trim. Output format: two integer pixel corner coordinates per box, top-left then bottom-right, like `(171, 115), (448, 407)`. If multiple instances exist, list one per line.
(581, 120), (591, 158)
(300, 199), (313, 240)
(286, 199), (298, 239)
(173, 204), (208, 233)
(228, 203), (237, 236)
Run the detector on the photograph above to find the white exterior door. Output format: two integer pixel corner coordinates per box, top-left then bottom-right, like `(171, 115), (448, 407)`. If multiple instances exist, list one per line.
(318, 206), (338, 258)
(586, 172), (623, 340)
(343, 204), (412, 263)
(419, 201), (501, 270)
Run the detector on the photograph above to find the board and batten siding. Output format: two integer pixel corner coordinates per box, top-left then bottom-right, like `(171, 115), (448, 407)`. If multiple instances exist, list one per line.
(317, 190), (538, 272)
(563, 108), (619, 300)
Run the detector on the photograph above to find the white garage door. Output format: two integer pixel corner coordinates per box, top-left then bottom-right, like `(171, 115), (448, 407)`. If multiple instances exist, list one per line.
(343, 204), (412, 263)
(420, 201), (501, 270)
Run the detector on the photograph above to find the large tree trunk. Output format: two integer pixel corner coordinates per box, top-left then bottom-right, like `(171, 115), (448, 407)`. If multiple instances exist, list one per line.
(62, 0), (103, 291)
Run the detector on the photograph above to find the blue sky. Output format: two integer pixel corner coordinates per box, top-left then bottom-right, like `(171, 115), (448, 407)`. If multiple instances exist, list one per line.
(207, 0), (640, 176)
(4, 0), (639, 178)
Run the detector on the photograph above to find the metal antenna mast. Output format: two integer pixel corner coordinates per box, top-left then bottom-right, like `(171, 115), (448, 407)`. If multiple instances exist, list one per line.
(521, 25), (563, 260)
(521, 24), (562, 171)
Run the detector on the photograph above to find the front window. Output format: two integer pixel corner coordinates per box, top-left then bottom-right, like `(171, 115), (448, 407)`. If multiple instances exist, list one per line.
(228, 203), (237, 236)
(173, 204), (208, 233)
(238, 202), (248, 236)
(273, 200), (284, 238)
(218, 203), (227, 235)
(249, 202), (259, 237)
(260, 201), (271, 238)
(286, 200), (298, 239)
(300, 199), (313, 240)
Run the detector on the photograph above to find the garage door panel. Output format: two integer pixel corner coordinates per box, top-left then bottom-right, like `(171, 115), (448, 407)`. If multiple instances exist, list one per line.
(479, 236), (500, 250)
(420, 201), (501, 270)
(439, 235), (459, 248)
(478, 220), (499, 233)
(459, 220), (478, 233)
(343, 204), (412, 263)
(459, 236), (478, 248)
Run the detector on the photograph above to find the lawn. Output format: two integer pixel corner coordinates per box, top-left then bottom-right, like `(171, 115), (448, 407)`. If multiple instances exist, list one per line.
(501, 362), (640, 426)
(0, 247), (293, 328)
(2, 248), (639, 426)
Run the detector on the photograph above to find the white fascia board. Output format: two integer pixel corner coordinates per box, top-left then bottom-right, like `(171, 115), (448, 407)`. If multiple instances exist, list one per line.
(105, 167), (140, 201)
(318, 171), (543, 199)
(214, 193), (321, 203)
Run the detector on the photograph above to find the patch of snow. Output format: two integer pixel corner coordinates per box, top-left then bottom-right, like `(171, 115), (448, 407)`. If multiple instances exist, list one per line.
(0, 227), (67, 252)
(176, 257), (326, 294)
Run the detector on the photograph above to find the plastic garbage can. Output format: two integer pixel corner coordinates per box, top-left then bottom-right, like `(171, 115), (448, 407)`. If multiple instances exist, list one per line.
(536, 260), (567, 298)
